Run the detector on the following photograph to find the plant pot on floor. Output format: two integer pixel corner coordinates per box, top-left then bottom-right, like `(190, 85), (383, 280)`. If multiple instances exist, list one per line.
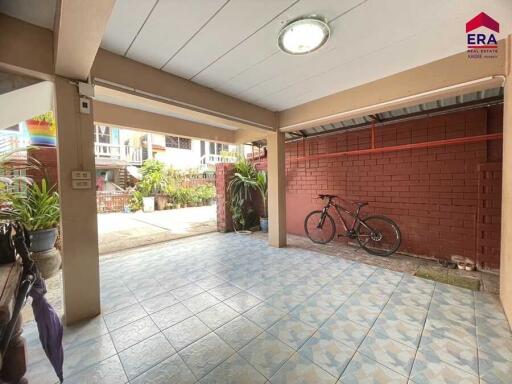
(143, 197), (155, 212)
(260, 217), (268, 233)
(31, 247), (61, 279)
(29, 228), (58, 252)
(155, 195), (168, 210)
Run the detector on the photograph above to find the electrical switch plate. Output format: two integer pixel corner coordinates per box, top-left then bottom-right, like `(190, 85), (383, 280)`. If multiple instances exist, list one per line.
(72, 179), (92, 189)
(71, 171), (91, 180)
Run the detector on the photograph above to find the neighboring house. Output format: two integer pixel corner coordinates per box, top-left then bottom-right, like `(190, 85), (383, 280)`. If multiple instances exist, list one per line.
(93, 125), (241, 190)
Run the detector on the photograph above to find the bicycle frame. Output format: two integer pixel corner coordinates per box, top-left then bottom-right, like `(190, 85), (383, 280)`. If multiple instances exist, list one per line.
(320, 198), (374, 237)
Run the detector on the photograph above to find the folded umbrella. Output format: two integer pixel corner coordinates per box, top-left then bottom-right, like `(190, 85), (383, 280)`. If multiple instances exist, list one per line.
(13, 224), (64, 383)
(29, 276), (64, 383)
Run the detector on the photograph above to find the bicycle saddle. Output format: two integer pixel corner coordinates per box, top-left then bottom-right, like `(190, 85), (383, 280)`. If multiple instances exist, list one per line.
(351, 200), (368, 207)
(318, 194), (338, 199)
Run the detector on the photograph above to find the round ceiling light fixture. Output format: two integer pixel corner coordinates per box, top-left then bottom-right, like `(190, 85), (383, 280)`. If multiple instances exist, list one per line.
(278, 16), (330, 55)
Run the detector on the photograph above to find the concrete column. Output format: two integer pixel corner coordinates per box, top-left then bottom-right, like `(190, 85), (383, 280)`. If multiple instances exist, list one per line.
(54, 77), (100, 325)
(267, 131), (286, 247)
(501, 35), (512, 327)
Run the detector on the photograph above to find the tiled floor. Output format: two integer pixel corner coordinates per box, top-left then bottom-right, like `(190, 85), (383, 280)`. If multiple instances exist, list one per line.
(24, 233), (512, 384)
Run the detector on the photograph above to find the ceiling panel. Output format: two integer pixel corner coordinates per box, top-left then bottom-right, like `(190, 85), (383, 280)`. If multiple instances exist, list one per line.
(162, 0), (296, 79)
(230, 0), (449, 102)
(101, 0), (158, 55)
(192, 0), (366, 90)
(124, 0), (227, 68)
(0, 0), (56, 30)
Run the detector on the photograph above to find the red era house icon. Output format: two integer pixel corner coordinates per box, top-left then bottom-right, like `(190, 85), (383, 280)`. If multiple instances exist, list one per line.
(466, 12), (500, 33)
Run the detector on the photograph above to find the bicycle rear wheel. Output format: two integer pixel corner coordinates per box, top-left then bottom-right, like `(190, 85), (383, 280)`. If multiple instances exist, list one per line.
(304, 210), (336, 244)
(356, 215), (401, 256)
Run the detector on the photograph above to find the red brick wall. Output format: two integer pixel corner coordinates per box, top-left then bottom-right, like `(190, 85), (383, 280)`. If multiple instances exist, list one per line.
(285, 106), (503, 266)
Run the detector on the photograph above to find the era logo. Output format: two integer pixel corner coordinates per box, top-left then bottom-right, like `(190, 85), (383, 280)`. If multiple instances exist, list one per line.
(466, 12), (499, 48)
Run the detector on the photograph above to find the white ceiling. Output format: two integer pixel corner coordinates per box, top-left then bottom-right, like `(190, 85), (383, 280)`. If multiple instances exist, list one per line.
(2, 0), (512, 113)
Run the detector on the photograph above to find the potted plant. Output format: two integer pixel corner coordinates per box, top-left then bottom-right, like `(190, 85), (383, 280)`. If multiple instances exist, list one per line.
(255, 171), (268, 233)
(10, 179), (62, 278)
(138, 159), (168, 212)
(228, 159), (258, 233)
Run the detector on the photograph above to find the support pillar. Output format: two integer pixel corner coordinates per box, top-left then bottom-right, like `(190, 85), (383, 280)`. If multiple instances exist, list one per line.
(501, 35), (512, 327)
(54, 77), (100, 325)
(267, 131), (286, 247)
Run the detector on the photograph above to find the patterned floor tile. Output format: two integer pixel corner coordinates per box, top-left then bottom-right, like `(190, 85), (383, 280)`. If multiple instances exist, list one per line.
(131, 352), (196, 384)
(239, 332), (295, 379)
(110, 315), (160, 352)
(208, 282), (242, 301)
(182, 292), (221, 313)
(171, 283), (204, 301)
(289, 301), (335, 328)
(244, 302), (287, 329)
(380, 304), (427, 326)
(265, 292), (306, 313)
(61, 315), (109, 349)
(179, 333), (235, 379)
(197, 302), (239, 329)
(199, 353), (267, 384)
(162, 315), (211, 351)
(63, 333), (117, 377)
(268, 315), (317, 350)
(63, 355), (127, 384)
(196, 275), (226, 290)
(428, 304), (475, 328)
(119, 332), (175, 380)
(319, 317), (369, 349)
(335, 303), (382, 328)
(477, 332), (512, 361)
(298, 330), (355, 377)
(215, 316), (263, 350)
(478, 348), (512, 384)
(409, 350), (478, 384)
(269, 352), (336, 384)
(225, 291), (262, 313)
(358, 332), (416, 376)
(140, 291), (180, 314)
(339, 352), (408, 384)
(150, 302), (194, 330)
(371, 318), (423, 349)
(424, 317), (476, 347)
(388, 292), (431, 310)
(103, 304), (147, 331)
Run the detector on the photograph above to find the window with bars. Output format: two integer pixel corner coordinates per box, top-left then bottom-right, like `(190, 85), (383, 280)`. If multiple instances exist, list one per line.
(165, 135), (192, 150)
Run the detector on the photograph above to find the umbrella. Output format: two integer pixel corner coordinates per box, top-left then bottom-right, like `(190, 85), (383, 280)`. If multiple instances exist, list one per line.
(13, 224), (64, 383)
(29, 276), (64, 383)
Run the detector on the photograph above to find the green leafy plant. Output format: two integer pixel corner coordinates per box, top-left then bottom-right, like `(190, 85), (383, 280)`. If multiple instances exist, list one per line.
(228, 159), (258, 230)
(10, 179), (60, 231)
(254, 171), (268, 218)
(140, 159), (167, 195)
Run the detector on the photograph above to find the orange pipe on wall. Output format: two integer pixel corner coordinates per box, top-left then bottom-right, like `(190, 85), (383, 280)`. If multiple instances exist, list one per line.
(288, 133), (503, 163)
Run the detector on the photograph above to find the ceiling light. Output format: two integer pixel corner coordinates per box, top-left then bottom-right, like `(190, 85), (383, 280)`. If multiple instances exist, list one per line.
(278, 16), (330, 55)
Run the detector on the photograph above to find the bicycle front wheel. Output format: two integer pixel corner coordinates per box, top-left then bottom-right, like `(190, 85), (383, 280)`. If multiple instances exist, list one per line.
(356, 215), (401, 256)
(304, 210), (336, 244)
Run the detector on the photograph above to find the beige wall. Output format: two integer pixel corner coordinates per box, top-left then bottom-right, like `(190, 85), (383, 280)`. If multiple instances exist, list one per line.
(54, 77), (100, 325)
(94, 101), (237, 144)
(267, 131), (287, 247)
(501, 36), (512, 327)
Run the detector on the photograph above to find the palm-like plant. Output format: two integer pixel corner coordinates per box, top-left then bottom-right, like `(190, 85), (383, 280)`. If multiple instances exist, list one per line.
(228, 159), (258, 230)
(255, 171), (268, 218)
(10, 179), (60, 231)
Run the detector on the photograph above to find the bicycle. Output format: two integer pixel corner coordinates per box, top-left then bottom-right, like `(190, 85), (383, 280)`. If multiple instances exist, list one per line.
(304, 194), (401, 257)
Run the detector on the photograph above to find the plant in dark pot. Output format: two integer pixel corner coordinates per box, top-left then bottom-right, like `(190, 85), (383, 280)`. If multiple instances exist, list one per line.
(11, 179), (61, 279)
(228, 159), (259, 233)
(255, 171), (268, 233)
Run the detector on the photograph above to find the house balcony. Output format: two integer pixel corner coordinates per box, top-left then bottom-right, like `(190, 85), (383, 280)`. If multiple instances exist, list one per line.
(94, 143), (143, 166)
(199, 154), (237, 171)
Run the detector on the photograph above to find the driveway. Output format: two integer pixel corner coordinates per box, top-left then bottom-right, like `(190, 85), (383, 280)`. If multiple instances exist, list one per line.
(24, 232), (511, 384)
(97, 205), (217, 254)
